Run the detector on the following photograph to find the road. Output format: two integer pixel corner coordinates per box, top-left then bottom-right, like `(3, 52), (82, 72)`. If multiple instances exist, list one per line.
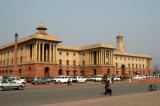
(0, 82), (159, 106)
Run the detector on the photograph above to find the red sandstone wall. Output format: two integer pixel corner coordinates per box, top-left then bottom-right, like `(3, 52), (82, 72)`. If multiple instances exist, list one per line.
(0, 64), (153, 77)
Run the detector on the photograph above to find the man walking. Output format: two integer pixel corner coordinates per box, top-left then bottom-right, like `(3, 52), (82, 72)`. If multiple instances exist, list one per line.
(104, 80), (112, 96)
(67, 77), (72, 86)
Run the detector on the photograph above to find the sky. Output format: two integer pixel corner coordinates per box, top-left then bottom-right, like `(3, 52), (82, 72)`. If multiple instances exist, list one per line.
(0, 0), (160, 66)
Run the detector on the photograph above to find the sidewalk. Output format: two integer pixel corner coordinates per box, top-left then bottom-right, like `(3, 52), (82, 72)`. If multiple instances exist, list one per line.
(42, 91), (160, 106)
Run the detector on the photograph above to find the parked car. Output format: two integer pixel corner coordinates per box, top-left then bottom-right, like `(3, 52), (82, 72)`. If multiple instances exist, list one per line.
(0, 76), (3, 80)
(92, 75), (103, 82)
(18, 76), (26, 84)
(132, 75), (144, 79)
(114, 77), (121, 81)
(0, 79), (25, 91)
(53, 75), (71, 83)
(11, 77), (26, 84)
(3, 76), (26, 84)
(72, 76), (87, 83)
(31, 77), (47, 85)
(45, 77), (54, 83)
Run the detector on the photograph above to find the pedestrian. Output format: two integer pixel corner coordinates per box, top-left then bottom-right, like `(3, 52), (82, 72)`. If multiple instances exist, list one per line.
(67, 77), (72, 86)
(111, 76), (114, 84)
(104, 80), (112, 96)
(109, 77), (112, 84)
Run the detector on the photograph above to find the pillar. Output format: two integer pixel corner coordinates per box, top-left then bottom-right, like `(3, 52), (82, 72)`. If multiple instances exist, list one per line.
(49, 43), (52, 62)
(54, 44), (56, 63)
(91, 51), (92, 65)
(42, 43), (44, 62)
(38, 43), (41, 62)
(13, 33), (18, 76)
(51, 44), (53, 62)
(100, 50), (103, 65)
(35, 42), (37, 62)
(108, 51), (110, 64)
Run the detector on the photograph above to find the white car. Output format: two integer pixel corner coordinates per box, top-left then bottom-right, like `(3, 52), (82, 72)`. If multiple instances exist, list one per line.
(114, 77), (121, 81)
(132, 75), (144, 79)
(72, 76), (87, 83)
(92, 75), (103, 82)
(0, 79), (25, 91)
(18, 76), (26, 84)
(10, 77), (26, 84)
(53, 75), (71, 83)
(0, 76), (3, 80)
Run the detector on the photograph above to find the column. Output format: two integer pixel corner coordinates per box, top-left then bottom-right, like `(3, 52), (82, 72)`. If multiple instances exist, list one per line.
(38, 43), (40, 62)
(54, 44), (56, 63)
(42, 43), (44, 62)
(91, 51), (92, 65)
(1, 53), (3, 65)
(111, 51), (113, 65)
(36, 42), (39, 62)
(104, 50), (106, 65)
(28, 45), (30, 62)
(33, 44), (35, 62)
(49, 43), (52, 62)
(89, 51), (91, 65)
(96, 51), (98, 65)
(100, 50), (102, 65)
(110, 51), (112, 65)
(108, 51), (110, 64)
(52, 44), (54, 63)
(26, 46), (27, 62)
(110, 51), (112, 64)
(46, 45), (48, 62)
(98, 51), (100, 65)
(103, 49), (105, 65)
(35, 43), (37, 62)
(52, 44), (54, 62)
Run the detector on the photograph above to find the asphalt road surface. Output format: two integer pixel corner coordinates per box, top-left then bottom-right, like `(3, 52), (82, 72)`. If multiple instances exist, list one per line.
(0, 82), (159, 106)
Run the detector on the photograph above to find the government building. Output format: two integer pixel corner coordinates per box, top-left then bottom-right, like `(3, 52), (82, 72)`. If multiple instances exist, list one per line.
(0, 24), (152, 78)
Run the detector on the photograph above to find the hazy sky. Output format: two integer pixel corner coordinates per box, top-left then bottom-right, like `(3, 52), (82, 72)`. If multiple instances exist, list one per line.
(0, 0), (160, 65)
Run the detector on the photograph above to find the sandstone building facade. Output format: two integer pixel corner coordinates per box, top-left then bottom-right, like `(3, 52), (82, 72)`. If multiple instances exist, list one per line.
(0, 24), (152, 78)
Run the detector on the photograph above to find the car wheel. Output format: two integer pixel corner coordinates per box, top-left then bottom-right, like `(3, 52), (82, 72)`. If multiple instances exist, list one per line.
(0, 87), (4, 91)
(18, 86), (24, 90)
(57, 81), (61, 84)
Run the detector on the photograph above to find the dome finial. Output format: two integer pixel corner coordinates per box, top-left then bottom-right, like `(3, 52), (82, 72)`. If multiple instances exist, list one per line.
(118, 32), (123, 36)
(36, 22), (47, 35)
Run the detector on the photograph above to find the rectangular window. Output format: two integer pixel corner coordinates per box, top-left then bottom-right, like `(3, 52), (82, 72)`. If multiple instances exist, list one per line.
(73, 60), (76, 66)
(67, 60), (69, 66)
(73, 53), (76, 56)
(83, 60), (85, 66)
(66, 52), (69, 56)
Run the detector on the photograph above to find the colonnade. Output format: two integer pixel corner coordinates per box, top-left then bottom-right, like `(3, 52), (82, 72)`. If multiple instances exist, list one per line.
(26, 41), (56, 63)
(89, 49), (113, 65)
(0, 50), (13, 65)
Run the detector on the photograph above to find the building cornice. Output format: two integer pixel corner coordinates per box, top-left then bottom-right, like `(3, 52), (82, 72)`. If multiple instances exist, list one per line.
(114, 51), (152, 59)
(0, 33), (61, 50)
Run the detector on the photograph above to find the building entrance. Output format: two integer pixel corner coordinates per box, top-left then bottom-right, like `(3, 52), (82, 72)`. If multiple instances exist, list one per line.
(121, 65), (125, 75)
(59, 69), (63, 75)
(45, 67), (49, 77)
(93, 69), (97, 75)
